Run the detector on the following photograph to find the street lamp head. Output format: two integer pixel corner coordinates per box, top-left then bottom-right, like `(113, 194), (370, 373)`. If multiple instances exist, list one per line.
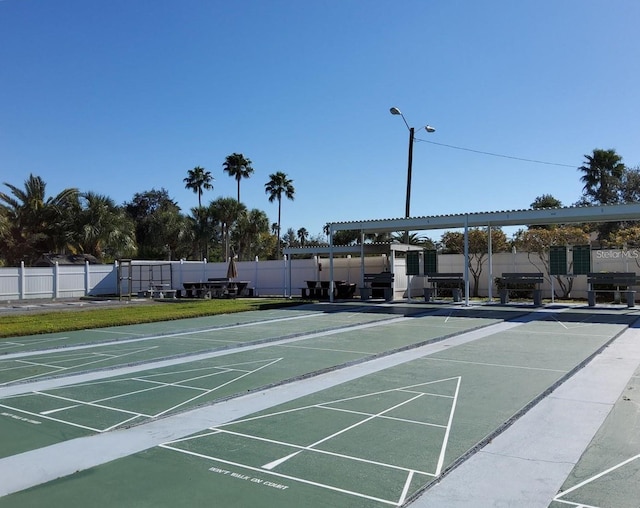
(425, 125), (436, 133)
(389, 107), (402, 115)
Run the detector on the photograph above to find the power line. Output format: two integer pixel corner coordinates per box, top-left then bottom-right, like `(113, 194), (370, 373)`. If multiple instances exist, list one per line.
(414, 137), (576, 168)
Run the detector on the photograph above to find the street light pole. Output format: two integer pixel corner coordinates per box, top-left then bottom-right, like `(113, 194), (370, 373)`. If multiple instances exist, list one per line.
(405, 126), (415, 219)
(390, 107), (435, 242)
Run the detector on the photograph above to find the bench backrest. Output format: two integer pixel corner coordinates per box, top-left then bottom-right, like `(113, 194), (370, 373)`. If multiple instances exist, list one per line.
(363, 272), (394, 286)
(426, 272), (463, 279)
(587, 272), (638, 286)
(501, 272), (544, 284)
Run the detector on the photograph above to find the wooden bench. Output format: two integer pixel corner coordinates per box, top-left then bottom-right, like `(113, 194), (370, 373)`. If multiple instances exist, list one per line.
(587, 272), (637, 307)
(424, 272), (464, 302)
(360, 272), (394, 301)
(499, 272), (544, 306)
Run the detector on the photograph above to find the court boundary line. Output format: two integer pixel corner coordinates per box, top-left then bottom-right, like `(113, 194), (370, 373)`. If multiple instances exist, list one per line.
(1, 306), (396, 359)
(553, 453), (640, 506)
(0, 358), (285, 433)
(160, 377), (462, 506)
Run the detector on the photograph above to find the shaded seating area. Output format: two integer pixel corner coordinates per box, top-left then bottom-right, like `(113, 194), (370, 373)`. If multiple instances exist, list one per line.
(424, 273), (464, 302)
(587, 272), (638, 307)
(360, 272), (394, 301)
(499, 272), (544, 306)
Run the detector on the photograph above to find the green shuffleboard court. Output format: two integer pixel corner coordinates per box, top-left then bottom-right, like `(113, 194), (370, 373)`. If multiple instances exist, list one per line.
(0, 303), (637, 507)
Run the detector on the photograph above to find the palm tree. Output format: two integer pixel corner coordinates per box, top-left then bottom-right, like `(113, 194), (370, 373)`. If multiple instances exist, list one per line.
(74, 192), (137, 261)
(578, 149), (625, 205)
(223, 153), (253, 203)
(209, 197), (247, 261)
(297, 227), (309, 247)
(0, 174), (78, 265)
(233, 208), (270, 260)
(183, 166), (214, 208)
(264, 172), (295, 258)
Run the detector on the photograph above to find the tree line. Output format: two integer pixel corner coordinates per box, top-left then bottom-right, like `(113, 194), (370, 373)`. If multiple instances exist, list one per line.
(1, 148), (638, 268)
(0, 153), (308, 266)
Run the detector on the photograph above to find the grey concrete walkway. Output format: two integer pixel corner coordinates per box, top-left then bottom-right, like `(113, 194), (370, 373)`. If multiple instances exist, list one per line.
(410, 325), (640, 507)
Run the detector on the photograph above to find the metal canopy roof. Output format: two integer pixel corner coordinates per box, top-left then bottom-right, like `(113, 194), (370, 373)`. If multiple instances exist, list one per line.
(329, 203), (640, 234)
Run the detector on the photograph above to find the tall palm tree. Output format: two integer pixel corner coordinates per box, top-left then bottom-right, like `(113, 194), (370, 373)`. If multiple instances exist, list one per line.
(183, 166), (214, 208)
(223, 153), (253, 203)
(264, 172), (295, 258)
(578, 149), (625, 205)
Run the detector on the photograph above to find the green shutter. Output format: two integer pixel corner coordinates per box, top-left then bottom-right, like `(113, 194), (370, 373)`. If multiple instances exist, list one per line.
(406, 251), (420, 275)
(549, 246), (567, 275)
(572, 245), (591, 275)
(423, 250), (437, 275)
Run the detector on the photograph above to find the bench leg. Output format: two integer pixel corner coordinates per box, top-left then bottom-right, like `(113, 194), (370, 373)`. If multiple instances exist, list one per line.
(533, 289), (542, 307)
(626, 291), (636, 308)
(452, 288), (462, 303)
(587, 291), (596, 307)
(500, 289), (509, 304)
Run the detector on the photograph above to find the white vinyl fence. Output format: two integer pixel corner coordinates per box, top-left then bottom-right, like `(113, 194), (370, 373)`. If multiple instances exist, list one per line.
(1, 248), (640, 302)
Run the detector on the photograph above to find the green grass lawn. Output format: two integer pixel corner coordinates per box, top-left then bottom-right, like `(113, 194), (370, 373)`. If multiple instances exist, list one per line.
(0, 298), (301, 338)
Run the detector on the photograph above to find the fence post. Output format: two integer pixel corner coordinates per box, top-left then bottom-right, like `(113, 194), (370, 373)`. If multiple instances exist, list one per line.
(19, 261), (25, 300)
(53, 261), (59, 300)
(254, 256), (259, 297)
(84, 261), (91, 296)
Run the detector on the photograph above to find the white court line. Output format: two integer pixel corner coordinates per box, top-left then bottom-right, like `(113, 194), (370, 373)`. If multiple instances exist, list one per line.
(0, 403), (103, 433)
(85, 365), (257, 405)
(319, 404), (448, 429)
(152, 358), (283, 418)
(553, 500), (601, 507)
(435, 376), (461, 476)
(159, 444), (401, 506)
(15, 359), (73, 369)
(276, 343), (372, 355)
(423, 356), (569, 373)
(398, 470), (415, 506)
(1, 346), (160, 386)
(0, 362), (65, 374)
(262, 392), (427, 471)
(221, 377), (462, 428)
(40, 404), (80, 415)
(179, 427), (435, 477)
(210, 424), (436, 476)
(0, 311), (325, 360)
(32, 391), (153, 419)
(553, 453), (640, 503)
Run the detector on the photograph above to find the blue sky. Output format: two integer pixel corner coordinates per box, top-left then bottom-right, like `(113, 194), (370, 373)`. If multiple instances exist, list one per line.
(1, 0), (639, 241)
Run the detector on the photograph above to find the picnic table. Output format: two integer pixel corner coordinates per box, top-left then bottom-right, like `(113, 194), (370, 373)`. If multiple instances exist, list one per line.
(182, 279), (250, 299)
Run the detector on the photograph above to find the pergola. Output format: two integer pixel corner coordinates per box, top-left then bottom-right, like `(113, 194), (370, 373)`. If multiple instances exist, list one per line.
(327, 203), (640, 304)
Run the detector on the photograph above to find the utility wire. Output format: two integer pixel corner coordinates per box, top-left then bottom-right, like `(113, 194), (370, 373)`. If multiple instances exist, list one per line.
(414, 137), (576, 168)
